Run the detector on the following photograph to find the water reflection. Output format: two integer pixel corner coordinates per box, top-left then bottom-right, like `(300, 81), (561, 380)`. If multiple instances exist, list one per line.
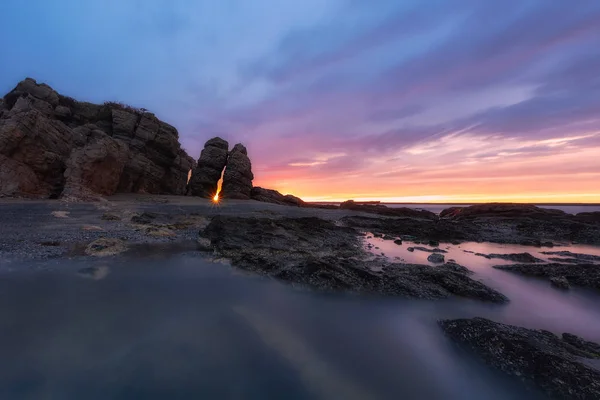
(0, 245), (596, 399)
(365, 236), (600, 340)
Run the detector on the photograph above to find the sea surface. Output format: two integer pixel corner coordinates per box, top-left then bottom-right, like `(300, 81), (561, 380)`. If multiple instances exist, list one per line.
(1, 241), (599, 399)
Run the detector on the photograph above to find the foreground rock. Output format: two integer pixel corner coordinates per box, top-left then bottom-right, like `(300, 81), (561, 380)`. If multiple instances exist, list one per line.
(493, 263), (600, 291)
(199, 216), (508, 302)
(221, 143), (253, 199)
(439, 317), (600, 399)
(0, 78), (194, 199)
(188, 137), (228, 198)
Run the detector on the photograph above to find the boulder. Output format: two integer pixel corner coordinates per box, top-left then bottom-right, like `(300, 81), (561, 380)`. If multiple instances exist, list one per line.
(188, 137), (229, 198)
(0, 78), (194, 199)
(221, 143), (253, 199)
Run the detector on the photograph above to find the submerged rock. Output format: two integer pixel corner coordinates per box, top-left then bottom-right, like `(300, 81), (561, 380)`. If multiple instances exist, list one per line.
(550, 276), (570, 290)
(439, 317), (600, 399)
(199, 216), (508, 303)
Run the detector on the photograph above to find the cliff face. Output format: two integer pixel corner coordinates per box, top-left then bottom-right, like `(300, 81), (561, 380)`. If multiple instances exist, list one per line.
(0, 78), (195, 199)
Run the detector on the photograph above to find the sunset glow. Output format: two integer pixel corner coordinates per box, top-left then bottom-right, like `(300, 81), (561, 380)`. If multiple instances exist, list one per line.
(4, 1), (599, 204)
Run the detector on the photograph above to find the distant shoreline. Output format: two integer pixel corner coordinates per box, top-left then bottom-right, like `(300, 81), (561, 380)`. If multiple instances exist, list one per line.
(308, 202), (600, 206)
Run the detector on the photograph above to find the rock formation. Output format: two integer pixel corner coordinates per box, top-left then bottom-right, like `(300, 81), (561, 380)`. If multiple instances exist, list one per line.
(188, 137), (228, 198)
(0, 78), (194, 199)
(250, 187), (304, 206)
(220, 143), (253, 199)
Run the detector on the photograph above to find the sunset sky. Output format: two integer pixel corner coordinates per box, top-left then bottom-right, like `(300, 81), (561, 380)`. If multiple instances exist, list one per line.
(2, 0), (600, 202)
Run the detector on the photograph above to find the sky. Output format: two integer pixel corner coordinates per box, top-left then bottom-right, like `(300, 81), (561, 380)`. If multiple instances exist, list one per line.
(2, 0), (600, 203)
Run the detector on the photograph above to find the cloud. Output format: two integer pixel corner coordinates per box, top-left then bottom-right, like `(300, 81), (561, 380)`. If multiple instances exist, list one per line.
(1, 0), (600, 201)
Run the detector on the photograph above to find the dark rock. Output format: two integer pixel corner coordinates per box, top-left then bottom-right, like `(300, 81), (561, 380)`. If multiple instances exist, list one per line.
(439, 317), (600, 399)
(101, 213), (121, 221)
(439, 261), (471, 274)
(427, 253), (445, 263)
(0, 78), (194, 199)
(188, 137), (228, 198)
(407, 247), (415, 252)
(550, 276), (570, 290)
(440, 203), (567, 220)
(493, 263), (600, 291)
(475, 252), (544, 263)
(131, 212), (158, 225)
(410, 246), (447, 254)
(394, 239), (403, 245)
(221, 143), (253, 199)
(576, 212), (600, 223)
(541, 251), (600, 262)
(250, 186), (305, 207)
(339, 200), (437, 219)
(199, 216), (508, 303)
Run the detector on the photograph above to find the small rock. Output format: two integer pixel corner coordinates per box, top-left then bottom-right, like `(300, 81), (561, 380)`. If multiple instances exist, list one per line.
(429, 240), (440, 246)
(131, 212), (158, 224)
(197, 237), (213, 251)
(101, 213), (121, 221)
(394, 239), (403, 245)
(407, 247), (415, 252)
(85, 238), (127, 257)
(427, 253), (445, 263)
(550, 276), (570, 290)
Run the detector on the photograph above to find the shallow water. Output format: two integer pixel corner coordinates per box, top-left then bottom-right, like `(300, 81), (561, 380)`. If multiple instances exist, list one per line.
(0, 243), (599, 399)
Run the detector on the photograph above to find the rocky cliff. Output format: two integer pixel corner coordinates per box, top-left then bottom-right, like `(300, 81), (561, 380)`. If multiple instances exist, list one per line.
(0, 78), (195, 199)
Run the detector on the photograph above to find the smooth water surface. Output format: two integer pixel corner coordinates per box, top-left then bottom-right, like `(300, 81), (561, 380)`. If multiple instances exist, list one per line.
(1, 242), (599, 399)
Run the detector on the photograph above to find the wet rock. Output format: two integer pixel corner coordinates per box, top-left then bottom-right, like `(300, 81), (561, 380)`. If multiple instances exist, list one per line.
(407, 247), (415, 252)
(85, 238), (127, 257)
(493, 263), (600, 291)
(411, 246), (447, 254)
(199, 216), (508, 303)
(550, 276), (570, 290)
(250, 187), (305, 207)
(0, 78), (194, 199)
(130, 212), (158, 225)
(439, 317), (600, 399)
(439, 261), (471, 274)
(427, 253), (445, 263)
(221, 143), (254, 199)
(188, 137), (228, 198)
(394, 239), (403, 245)
(475, 252), (544, 263)
(541, 251), (600, 263)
